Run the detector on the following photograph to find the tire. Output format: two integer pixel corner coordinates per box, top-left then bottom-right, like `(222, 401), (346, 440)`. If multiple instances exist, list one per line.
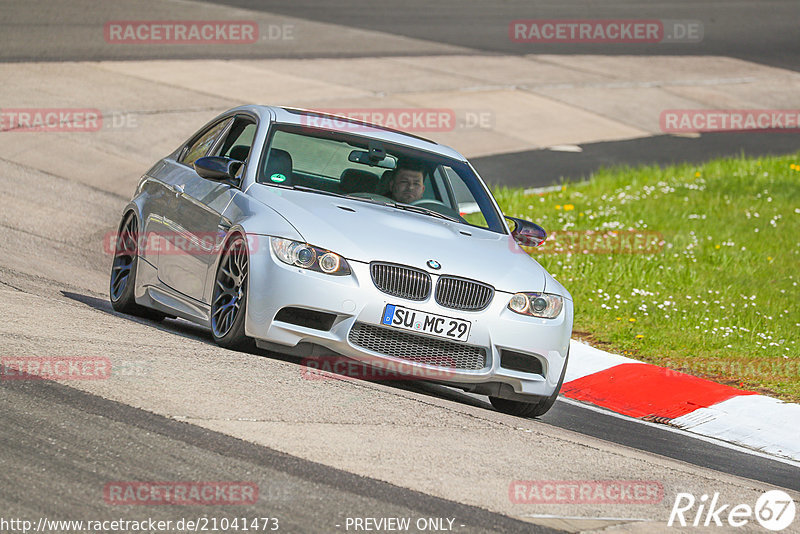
(489, 349), (569, 418)
(109, 212), (166, 321)
(210, 234), (255, 351)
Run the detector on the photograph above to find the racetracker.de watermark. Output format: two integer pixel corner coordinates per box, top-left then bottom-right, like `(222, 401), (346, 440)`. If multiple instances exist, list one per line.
(300, 108), (493, 133)
(0, 108), (101, 132)
(510, 20), (702, 43)
(509, 480), (664, 504)
(661, 110), (800, 133)
(104, 20), (260, 44)
(103, 482), (258, 505)
(300, 356), (456, 381)
(1, 357), (111, 380)
(104, 231), (262, 256)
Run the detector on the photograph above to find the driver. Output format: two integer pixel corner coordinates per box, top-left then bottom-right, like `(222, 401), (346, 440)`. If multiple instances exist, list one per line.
(389, 160), (425, 203)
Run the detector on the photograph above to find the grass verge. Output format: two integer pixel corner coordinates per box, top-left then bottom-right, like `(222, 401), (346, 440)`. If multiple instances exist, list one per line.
(492, 152), (799, 401)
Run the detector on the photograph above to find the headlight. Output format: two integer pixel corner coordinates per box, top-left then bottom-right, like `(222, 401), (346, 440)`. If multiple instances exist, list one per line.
(508, 292), (563, 319)
(270, 238), (351, 276)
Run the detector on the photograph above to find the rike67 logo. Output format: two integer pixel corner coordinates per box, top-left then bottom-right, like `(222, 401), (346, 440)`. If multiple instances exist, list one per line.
(668, 490), (796, 531)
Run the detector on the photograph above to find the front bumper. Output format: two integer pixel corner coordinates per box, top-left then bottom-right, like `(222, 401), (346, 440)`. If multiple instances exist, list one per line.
(244, 241), (573, 401)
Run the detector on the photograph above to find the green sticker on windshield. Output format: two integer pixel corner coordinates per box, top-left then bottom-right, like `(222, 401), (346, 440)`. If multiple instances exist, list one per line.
(270, 173), (287, 183)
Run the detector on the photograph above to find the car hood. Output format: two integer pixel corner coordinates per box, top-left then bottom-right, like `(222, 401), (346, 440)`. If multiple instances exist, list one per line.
(247, 185), (547, 293)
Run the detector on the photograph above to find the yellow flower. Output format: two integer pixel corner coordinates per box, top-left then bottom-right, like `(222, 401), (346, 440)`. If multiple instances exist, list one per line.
(767, 256), (773, 261)
(695, 171), (701, 177)
(579, 212), (584, 217)
(561, 185), (566, 191)
(555, 205), (562, 210)
(564, 204), (575, 211)
(715, 244), (721, 249)
(616, 317), (622, 321)
(629, 318), (636, 323)
(635, 334), (644, 339)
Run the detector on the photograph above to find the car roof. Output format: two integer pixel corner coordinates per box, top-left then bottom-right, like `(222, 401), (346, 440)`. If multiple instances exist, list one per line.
(228, 104), (468, 162)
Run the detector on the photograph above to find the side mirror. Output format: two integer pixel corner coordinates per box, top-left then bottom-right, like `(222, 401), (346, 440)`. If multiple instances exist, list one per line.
(505, 216), (547, 247)
(194, 156), (243, 183)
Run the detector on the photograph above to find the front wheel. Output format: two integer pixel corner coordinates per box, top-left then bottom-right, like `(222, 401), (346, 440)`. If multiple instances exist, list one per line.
(490, 350), (569, 418)
(210, 235), (254, 351)
(109, 212), (165, 321)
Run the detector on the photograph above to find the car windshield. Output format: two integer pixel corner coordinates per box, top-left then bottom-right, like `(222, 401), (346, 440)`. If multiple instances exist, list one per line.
(257, 124), (505, 233)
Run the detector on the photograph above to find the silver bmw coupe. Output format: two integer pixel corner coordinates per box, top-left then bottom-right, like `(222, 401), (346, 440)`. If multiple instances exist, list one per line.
(109, 105), (573, 417)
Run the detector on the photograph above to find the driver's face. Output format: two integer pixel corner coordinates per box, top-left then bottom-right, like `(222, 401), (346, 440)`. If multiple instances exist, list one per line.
(391, 170), (425, 203)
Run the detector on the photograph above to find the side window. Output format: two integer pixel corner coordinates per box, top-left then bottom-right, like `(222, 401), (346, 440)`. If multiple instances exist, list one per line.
(216, 119), (257, 162)
(442, 166), (489, 228)
(421, 174), (438, 202)
(180, 118), (233, 166)
(430, 166), (452, 205)
(268, 129), (351, 177)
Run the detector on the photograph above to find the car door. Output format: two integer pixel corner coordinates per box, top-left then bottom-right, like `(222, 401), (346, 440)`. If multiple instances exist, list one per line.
(140, 119), (231, 278)
(157, 116), (249, 302)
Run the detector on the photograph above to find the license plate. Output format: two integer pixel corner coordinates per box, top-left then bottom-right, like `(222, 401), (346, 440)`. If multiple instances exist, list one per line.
(381, 304), (471, 342)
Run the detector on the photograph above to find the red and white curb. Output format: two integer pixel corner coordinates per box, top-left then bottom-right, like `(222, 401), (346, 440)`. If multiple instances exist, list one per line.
(563, 340), (800, 462)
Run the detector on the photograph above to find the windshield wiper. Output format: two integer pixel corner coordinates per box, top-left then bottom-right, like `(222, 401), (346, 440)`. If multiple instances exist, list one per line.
(392, 203), (461, 223)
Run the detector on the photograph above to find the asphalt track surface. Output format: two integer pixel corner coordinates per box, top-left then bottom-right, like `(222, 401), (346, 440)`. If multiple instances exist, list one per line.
(6, 0), (798, 70)
(472, 132), (800, 188)
(3, 0), (798, 178)
(32, 291), (800, 493)
(1, 374), (553, 534)
(204, 0), (800, 179)
(1, 1), (800, 532)
(206, 0), (800, 70)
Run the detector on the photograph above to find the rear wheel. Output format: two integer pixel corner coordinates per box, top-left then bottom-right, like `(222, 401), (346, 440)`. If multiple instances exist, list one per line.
(210, 235), (254, 351)
(109, 212), (165, 321)
(490, 350), (569, 418)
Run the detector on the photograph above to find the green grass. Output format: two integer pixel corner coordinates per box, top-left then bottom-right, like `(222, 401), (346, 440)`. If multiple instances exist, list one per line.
(491, 152), (800, 401)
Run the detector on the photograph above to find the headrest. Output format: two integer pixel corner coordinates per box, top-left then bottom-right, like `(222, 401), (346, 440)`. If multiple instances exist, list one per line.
(377, 169), (395, 195)
(228, 145), (250, 162)
(340, 168), (379, 194)
(263, 149), (293, 185)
